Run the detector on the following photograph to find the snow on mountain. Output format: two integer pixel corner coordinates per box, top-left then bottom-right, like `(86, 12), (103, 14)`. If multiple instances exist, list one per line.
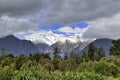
(25, 31), (84, 45)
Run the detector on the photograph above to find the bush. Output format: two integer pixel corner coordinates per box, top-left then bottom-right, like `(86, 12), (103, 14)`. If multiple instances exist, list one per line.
(61, 71), (107, 80)
(93, 61), (120, 77)
(77, 61), (93, 72)
(77, 61), (120, 77)
(106, 56), (120, 67)
(0, 66), (16, 80)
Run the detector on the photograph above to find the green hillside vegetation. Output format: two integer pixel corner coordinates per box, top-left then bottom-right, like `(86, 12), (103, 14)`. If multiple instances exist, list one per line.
(0, 39), (120, 80)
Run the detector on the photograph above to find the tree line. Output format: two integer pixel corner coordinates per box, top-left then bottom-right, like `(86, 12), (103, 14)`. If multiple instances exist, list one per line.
(0, 39), (120, 80)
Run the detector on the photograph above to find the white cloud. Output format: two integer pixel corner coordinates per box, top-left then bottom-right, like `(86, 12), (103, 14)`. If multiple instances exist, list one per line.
(57, 26), (88, 34)
(0, 15), (38, 38)
(1, 0), (120, 38)
(1, 0), (119, 25)
(83, 13), (120, 39)
(0, 0), (43, 16)
(39, 0), (120, 25)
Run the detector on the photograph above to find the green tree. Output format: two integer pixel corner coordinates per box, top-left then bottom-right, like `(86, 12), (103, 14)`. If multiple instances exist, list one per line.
(0, 48), (7, 60)
(64, 55), (68, 60)
(93, 47), (105, 61)
(5, 54), (14, 58)
(70, 52), (80, 64)
(15, 54), (27, 70)
(53, 47), (61, 59)
(88, 43), (96, 60)
(81, 51), (89, 62)
(44, 60), (54, 72)
(29, 53), (42, 62)
(52, 58), (61, 70)
(42, 53), (51, 59)
(110, 39), (120, 56)
(94, 61), (120, 77)
(97, 47), (105, 60)
(82, 43), (105, 61)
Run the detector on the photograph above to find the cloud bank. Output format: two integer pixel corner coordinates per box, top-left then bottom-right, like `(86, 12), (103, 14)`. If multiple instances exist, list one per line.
(0, 15), (38, 37)
(83, 13), (120, 39)
(0, 0), (120, 39)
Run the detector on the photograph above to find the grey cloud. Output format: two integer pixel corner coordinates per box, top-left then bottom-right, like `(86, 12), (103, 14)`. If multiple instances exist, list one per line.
(1, 0), (120, 23)
(0, 0), (47, 16)
(0, 15), (38, 38)
(83, 13), (120, 39)
(0, 0), (120, 38)
(40, 0), (120, 25)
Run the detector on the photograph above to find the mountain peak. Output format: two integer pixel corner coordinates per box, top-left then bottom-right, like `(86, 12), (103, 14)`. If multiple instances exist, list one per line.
(0, 35), (39, 55)
(3, 35), (19, 40)
(26, 31), (83, 45)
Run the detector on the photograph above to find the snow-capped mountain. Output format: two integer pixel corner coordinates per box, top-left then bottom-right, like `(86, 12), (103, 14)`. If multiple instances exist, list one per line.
(26, 31), (84, 45)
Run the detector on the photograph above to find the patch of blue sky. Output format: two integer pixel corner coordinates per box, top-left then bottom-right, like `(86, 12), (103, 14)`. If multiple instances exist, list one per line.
(14, 31), (33, 40)
(53, 30), (74, 36)
(39, 23), (65, 31)
(70, 22), (89, 29)
(14, 34), (25, 40)
(39, 22), (88, 31)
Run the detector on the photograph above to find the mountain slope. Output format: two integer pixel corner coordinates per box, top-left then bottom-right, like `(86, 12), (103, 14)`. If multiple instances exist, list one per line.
(51, 41), (80, 56)
(0, 35), (39, 55)
(36, 43), (51, 53)
(73, 38), (112, 56)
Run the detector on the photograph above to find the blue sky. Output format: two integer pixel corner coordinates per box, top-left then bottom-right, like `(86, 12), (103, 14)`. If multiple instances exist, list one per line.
(15, 22), (89, 39)
(39, 22), (88, 31)
(38, 22), (88, 31)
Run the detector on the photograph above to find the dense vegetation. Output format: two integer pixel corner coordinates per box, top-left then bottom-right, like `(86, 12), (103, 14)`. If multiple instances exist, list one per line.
(0, 39), (120, 80)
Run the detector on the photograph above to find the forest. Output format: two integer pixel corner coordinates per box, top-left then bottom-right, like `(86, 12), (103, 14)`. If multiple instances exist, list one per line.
(0, 39), (120, 80)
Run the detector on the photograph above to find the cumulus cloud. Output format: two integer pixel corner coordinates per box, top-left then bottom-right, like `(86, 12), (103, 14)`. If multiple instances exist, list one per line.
(57, 26), (87, 34)
(83, 13), (120, 39)
(40, 0), (120, 25)
(0, 0), (44, 16)
(0, 15), (38, 37)
(1, 0), (120, 38)
(1, 0), (120, 24)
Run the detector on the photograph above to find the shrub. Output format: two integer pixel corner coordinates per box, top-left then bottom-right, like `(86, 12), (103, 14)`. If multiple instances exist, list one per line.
(77, 61), (120, 77)
(0, 66), (16, 80)
(93, 61), (120, 77)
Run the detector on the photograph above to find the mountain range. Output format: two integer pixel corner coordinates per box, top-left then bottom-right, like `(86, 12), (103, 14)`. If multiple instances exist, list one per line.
(25, 31), (83, 45)
(0, 35), (113, 57)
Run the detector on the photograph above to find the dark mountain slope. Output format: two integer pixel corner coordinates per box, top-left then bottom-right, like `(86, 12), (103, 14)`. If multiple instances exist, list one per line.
(0, 35), (39, 55)
(73, 38), (112, 56)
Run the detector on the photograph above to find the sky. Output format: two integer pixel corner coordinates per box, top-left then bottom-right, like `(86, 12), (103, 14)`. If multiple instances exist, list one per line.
(0, 0), (120, 39)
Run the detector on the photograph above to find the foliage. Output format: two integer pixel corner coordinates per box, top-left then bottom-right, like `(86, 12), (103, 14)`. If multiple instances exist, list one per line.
(81, 43), (105, 61)
(0, 65), (107, 80)
(93, 61), (120, 77)
(0, 48), (7, 60)
(0, 66), (16, 80)
(101, 55), (120, 67)
(77, 61), (120, 77)
(53, 47), (61, 58)
(110, 39), (120, 56)
(0, 41), (120, 79)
